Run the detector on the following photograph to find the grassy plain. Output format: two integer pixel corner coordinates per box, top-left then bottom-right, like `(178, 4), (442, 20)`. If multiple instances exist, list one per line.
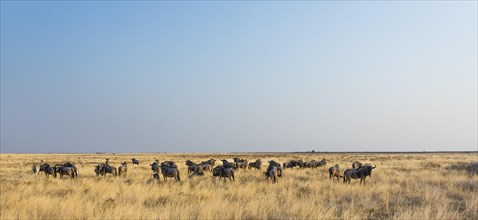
(0, 152), (477, 219)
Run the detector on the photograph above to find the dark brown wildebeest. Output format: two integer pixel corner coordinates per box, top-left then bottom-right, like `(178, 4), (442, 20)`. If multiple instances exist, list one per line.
(248, 159), (262, 170)
(205, 159), (216, 167)
(161, 161), (180, 182)
(148, 173), (161, 184)
(150, 160), (160, 173)
(199, 163), (212, 172)
(131, 158), (140, 165)
(99, 164), (117, 178)
(221, 159), (237, 170)
(265, 162), (281, 183)
(186, 160), (201, 174)
(188, 171), (204, 180)
(233, 158), (248, 170)
(352, 161), (363, 169)
(213, 166), (235, 182)
(38, 164), (56, 178)
(55, 166), (77, 179)
(118, 162), (128, 177)
(344, 164), (376, 185)
(283, 161), (294, 169)
(94, 164), (105, 177)
(268, 160), (283, 177)
(329, 164), (342, 181)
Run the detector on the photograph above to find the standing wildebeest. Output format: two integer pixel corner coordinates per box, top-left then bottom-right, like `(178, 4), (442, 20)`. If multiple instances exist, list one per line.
(131, 158), (140, 165)
(248, 159), (262, 170)
(352, 161), (363, 169)
(344, 164), (376, 185)
(221, 159), (237, 170)
(186, 160), (201, 174)
(55, 166), (77, 179)
(118, 162), (128, 177)
(265, 161), (282, 183)
(99, 164), (117, 178)
(309, 159), (327, 169)
(151, 160), (161, 173)
(329, 164), (342, 181)
(38, 164), (56, 178)
(213, 166), (235, 182)
(160, 161), (180, 182)
(233, 158), (248, 170)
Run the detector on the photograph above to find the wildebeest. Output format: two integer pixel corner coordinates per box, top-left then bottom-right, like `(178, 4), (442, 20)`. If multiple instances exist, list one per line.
(248, 159), (262, 170)
(160, 161), (180, 182)
(99, 164), (118, 178)
(283, 159), (304, 169)
(202, 158), (216, 167)
(131, 158), (140, 165)
(118, 162), (128, 177)
(221, 159), (237, 170)
(148, 173), (161, 184)
(38, 164), (56, 178)
(186, 160), (202, 174)
(265, 161), (282, 183)
(32, 165), (37, 174)
(343, 164), (376, 185)
(329, 164), (342, 181)
(55, 166), (77, 179)
(213, 166), (235, 182)
(151, 160), (160, 173)
(188, 171), (204, 180)
(233, 158), (248, 169)
(268, 160), (282, 176)
(352, 161), (363, 169)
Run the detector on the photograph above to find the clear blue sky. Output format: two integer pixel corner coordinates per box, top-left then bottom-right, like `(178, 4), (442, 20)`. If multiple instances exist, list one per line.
(1, 1), (477, 153)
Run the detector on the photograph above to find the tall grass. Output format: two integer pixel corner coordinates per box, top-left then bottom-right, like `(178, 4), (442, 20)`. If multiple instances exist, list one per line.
(1, 153), (477, 219)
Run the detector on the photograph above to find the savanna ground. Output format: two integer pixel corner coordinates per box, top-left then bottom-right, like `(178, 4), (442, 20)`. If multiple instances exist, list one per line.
(0, 152), (477, 219)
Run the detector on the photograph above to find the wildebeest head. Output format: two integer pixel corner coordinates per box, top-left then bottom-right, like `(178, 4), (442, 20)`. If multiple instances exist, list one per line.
(121, 162), (127, 166)
(32, 165), (37, 174)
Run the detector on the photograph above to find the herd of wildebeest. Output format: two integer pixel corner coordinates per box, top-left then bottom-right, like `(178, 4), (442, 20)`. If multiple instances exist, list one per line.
(32, 157), (377, 184)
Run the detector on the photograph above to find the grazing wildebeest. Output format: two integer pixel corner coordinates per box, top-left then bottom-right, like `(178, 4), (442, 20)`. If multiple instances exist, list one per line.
(99, 164), (117, 178)
(352, 161), (363, 169)
(55, 166), (77, 179)
(131, 158), (140, 165)
(248, 159), (262, 170)
(221, 159), (237, 170)
(188, 171), (204, 180)
(344, 164), (376, 185)
(32, 165), (37, 174)
(329, 164), (342, 181)
(118, 162), (128, 177)
(160, 161), (180, 182)
(213, 166), (235, 182)
(38, 164), (56, 178)
(148, 173), (161, 184)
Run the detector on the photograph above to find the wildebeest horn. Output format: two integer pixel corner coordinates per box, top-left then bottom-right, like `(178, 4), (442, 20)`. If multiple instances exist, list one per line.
(371, 164), (376, 169)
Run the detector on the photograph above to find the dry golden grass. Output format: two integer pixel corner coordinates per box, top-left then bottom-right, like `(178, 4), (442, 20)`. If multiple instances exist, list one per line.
(1, 152), (477, 219)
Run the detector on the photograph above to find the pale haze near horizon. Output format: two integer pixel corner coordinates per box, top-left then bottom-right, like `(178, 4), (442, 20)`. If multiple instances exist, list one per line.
(1, 2), (477, 153)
